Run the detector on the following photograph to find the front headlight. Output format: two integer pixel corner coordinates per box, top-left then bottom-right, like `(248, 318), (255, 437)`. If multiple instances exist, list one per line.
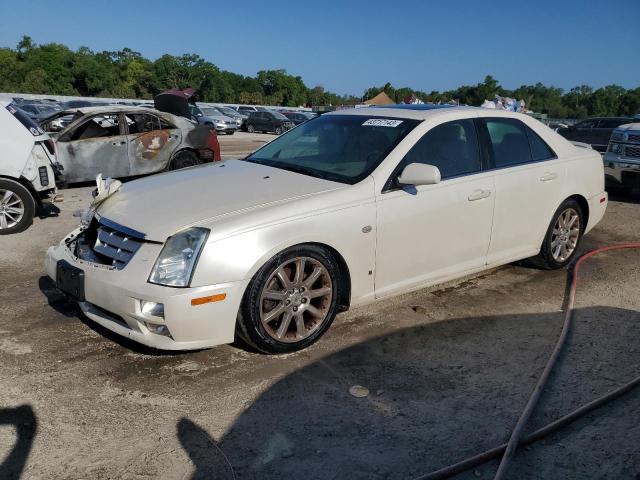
(149, 227), (209, 287)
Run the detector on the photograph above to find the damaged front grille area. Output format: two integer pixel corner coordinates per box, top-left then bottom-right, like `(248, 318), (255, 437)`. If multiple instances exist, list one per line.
(74, 217), (145, 270)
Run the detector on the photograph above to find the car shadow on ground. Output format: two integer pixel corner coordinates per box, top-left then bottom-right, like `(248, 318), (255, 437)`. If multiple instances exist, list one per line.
(0, 405), (38, 480)
(176, 306), (640, 480)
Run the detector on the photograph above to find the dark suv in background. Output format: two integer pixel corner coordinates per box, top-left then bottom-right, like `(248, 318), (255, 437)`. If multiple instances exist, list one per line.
(557, 117), (639, 152)
(245, 110), (294, 134)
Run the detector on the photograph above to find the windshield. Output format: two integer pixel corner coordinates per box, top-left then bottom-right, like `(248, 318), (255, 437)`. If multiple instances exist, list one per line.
(6, 105), (45, 136)
(271, 111), (289, 120)
(201, 108), (220, 116)
(245, 114), (419, 184)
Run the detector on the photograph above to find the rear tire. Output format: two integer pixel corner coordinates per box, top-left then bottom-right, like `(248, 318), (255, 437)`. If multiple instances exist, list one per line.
(167, 150), (201, 171)
(531, 198), (584, 270)
(0, 179), (36, 235)
(236, 245), (342, 354)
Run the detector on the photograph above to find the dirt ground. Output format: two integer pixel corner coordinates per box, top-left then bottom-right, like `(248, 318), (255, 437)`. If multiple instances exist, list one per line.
(0, 136), (639, 480)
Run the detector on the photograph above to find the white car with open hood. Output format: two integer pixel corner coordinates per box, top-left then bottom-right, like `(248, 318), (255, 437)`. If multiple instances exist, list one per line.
(45, 105), (607, 353)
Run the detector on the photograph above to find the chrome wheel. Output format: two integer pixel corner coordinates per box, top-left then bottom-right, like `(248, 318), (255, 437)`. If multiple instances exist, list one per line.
(0, 189), (25, 230)
(260, 256), (333, 343)
(550, 207), (580, 262)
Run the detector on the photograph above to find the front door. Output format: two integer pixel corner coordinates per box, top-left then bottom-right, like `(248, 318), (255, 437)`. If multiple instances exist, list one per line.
(375, 118), (495, 298)
(124, 112), (181, 175)
(56, 113), (129, 183)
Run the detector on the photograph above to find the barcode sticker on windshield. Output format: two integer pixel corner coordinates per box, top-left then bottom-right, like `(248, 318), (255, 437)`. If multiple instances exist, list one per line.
(362, 119), (403, 127)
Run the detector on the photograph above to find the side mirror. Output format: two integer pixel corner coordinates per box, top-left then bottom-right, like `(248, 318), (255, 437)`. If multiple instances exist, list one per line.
(397, 163), (441, 186)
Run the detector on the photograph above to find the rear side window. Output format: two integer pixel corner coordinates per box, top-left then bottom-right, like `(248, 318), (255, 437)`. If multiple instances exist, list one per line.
(525, 126), (556, 161)
(485, 118), (531, 168)
(403, 119), (481, 179)
(598, 119), (630, 128)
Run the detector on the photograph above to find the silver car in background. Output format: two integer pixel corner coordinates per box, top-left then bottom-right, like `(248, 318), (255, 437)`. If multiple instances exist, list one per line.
(190, 105), (237, 135)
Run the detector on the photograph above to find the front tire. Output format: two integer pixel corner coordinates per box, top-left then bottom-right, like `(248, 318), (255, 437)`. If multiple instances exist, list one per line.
(237, 245), (341, 354)
(167, 150), (201, 171)
(246, 124), (255, 133)
(274, 126), (283, 135)
(532, 199), (584, 269)
(0, 179), (35, 235)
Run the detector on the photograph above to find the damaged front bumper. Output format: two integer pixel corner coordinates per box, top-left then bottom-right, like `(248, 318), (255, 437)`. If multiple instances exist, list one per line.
(45, 228), (247, 350)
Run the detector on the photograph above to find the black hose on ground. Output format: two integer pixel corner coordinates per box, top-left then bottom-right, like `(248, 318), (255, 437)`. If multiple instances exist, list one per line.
(413, 243), (640, 480)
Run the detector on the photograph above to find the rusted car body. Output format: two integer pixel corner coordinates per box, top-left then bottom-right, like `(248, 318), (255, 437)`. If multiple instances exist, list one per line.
(42, 106), (220, 184)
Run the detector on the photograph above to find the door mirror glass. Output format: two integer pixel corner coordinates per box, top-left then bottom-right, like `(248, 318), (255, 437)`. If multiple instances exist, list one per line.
(398, 163), (441, 186)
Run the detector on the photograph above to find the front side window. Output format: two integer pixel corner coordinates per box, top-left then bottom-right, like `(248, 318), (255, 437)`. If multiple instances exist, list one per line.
(70, 114), (121, 140)
(402, 119), (481, 179)
(485, 118), (532, 168)
(575, 119), (597, 129)
(245, 115), (419, 184)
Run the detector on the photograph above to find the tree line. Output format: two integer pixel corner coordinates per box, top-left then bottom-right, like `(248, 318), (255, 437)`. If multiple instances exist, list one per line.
(1, 36), (638, 118)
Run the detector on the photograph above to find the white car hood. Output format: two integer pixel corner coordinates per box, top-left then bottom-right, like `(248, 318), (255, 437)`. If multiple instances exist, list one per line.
(96, 160), (345, 241)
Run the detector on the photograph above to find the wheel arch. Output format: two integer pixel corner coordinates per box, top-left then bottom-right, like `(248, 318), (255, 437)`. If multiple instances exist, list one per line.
(306, 242), (352, 311)
(169, 147), (201, 165)
(244, 241), (352, 312)
(0, 175), (40, 206)
(565, 194), (590, 230)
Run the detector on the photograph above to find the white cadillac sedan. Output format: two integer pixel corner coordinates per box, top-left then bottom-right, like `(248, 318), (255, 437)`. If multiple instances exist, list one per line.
(45, 105), (607, 353)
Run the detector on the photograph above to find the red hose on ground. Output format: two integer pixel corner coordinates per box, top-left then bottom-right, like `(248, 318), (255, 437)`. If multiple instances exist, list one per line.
(414, 243), (640, 480)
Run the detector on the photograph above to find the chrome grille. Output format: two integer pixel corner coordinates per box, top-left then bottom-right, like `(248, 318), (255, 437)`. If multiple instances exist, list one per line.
(75, 218), (145, 270)
(93, 224), (143, 269)
(628, 133), (640, 143)
(625, 146), (640, 158)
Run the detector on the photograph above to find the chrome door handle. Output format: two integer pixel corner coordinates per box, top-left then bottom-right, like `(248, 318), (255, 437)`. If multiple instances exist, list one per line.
(540, 172), (558, 182)
(468, 189), (492, 201)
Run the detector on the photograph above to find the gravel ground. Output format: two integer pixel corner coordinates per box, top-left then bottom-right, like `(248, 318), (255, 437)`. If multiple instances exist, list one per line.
(0, 140), (639, 480)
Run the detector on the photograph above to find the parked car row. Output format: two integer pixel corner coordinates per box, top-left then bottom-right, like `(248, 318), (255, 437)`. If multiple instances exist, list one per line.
(556, 116), (640, 153)
(44, 105), (607, 354)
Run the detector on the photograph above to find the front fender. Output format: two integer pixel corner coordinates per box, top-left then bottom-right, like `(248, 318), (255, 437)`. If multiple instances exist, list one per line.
(190, 201), (377, 306)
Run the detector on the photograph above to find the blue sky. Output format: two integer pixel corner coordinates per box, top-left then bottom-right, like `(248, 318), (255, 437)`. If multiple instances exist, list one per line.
(1, 0), (638, 95)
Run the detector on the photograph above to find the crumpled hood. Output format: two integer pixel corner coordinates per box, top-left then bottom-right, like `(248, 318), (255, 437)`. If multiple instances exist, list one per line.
(96, 160), (344, 241)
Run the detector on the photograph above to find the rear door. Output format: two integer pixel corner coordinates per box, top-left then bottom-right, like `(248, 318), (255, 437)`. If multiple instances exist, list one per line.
(55, 113), (129, 183)
(481, 117), (564, 264)
(124, 112), (181, 174)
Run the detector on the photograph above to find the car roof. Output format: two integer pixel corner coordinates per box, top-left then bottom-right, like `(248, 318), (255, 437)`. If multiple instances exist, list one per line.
(70, 105), (151, 114)
(327, 104), (478, 120)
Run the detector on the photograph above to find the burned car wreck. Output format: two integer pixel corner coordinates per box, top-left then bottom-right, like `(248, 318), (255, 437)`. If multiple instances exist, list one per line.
(41, 95), (221, 184)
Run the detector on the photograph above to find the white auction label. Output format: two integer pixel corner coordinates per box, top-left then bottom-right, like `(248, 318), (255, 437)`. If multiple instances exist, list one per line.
(362, 119), (403, 127)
